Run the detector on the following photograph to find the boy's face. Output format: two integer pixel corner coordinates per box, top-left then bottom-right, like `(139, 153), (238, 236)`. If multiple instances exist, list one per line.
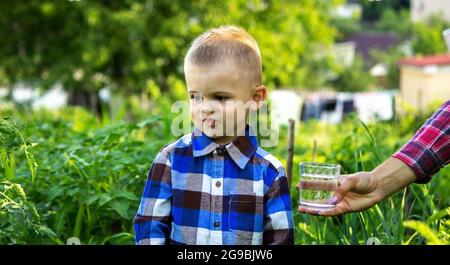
(185, 62), (264, 145)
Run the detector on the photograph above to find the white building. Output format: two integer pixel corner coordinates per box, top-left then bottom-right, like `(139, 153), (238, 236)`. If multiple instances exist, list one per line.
(268, 90), (303, 127)
(332, 3), (362, 19)
(0, 83), (68, 110)
(332, 42), (356, 68)
(399, 54), (450, 111)
(411, 0), (450, 22)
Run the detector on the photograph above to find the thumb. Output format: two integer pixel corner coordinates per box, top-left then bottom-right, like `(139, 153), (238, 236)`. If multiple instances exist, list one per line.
(329, 174), (356, 205)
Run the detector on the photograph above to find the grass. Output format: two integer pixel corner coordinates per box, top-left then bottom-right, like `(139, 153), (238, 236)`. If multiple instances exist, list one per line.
(266, 111), (449, 245)
(0, 102), (449, 245)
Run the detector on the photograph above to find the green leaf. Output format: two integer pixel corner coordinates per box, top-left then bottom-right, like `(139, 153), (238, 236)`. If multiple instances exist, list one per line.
(111, 164), (124, 171)
(53, 205), (68, 236)
(84, 195), (99, 206)
(426, 207), (450, 224)
(12, 184), (27, 202)
(101, 232), (134, 245)
(109, 200), (130, 219)
(114, 191), (139, 201)
(120, 157), (134, 165)
(137, 116), (161, 128)
(72, 204), (85, 238)
(67, 187), (80, 197)
(47, 186), (65, 201)
(98, 193), (113, 207)
(403, 220), (445, 245)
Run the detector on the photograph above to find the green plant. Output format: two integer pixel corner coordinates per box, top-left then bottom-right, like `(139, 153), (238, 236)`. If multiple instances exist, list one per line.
(0, 117), (58, 244)
(404, 207), (450, 245)
(2, 99), (449, 245)
(0, 117), (37, 183)
(266, 107), (449, 245)
(10, 107), (174, 244)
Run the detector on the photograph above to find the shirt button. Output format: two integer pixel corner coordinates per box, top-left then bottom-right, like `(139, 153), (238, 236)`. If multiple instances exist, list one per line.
(215, 181), (222, 188)
(213, 221), (220, 228)
(216, 147), (226, 156)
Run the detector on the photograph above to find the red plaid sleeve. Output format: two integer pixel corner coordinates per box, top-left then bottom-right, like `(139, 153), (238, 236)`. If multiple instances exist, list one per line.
(392, 100), (450, 183)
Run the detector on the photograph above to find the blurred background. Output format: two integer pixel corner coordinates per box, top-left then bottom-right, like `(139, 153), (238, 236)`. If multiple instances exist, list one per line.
(0, 0), (449, 245)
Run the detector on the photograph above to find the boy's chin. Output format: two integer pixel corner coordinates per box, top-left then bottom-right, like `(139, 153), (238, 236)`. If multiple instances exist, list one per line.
(202, 128), (224, 138)
(203, 130), (243, 141)
(196, 126), (227, 138)
(195, 124), (240, 139)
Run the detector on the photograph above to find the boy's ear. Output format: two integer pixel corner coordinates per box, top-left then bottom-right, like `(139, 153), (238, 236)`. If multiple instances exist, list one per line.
(252, 85), (267, 106)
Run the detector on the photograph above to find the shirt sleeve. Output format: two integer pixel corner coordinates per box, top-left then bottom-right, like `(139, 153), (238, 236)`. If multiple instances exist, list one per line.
(392, 100), (450, 184)
(263, 167), (295, 245)
(134, 150), (173, 245)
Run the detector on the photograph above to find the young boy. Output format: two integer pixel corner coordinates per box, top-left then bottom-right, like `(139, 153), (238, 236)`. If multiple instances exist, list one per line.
(134, 25), (294, 245)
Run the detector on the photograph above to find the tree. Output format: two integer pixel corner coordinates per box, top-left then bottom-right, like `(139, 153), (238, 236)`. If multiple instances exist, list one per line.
(371, 47), (406, 89)
(359, 0), (410, 22)
(374, 8), (413, 40)
(330, 56), (374, 92)
(412, 15), (450, 55)
(0, 0), (340, 116)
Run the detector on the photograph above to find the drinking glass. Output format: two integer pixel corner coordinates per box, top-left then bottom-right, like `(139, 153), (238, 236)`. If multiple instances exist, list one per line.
(299, 162), (340, 209)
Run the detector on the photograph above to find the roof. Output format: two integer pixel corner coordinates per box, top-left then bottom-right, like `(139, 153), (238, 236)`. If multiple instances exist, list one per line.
(399, 54), (450, 67)
(345, 31), (400, 62)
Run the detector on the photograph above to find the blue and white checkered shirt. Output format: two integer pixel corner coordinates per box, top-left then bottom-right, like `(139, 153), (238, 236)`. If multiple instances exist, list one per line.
(134, 124), (294, 245)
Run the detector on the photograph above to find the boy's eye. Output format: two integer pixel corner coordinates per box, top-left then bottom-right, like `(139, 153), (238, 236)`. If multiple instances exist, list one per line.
(214, 95), (230, 101)
(189, 93), (202, 102)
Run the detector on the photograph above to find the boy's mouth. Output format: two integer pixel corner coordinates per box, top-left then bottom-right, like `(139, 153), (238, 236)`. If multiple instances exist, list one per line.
(202, 118), (216, 128)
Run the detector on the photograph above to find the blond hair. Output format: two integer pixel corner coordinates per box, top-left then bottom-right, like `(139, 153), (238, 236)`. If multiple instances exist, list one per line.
(184, 25), (262, 85)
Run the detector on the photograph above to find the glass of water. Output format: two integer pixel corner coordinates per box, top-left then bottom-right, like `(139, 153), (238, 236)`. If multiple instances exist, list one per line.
(299, 162), (340, 209)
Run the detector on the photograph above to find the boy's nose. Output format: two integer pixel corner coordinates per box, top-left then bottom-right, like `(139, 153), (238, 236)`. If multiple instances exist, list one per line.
(201, 101), (216, 114)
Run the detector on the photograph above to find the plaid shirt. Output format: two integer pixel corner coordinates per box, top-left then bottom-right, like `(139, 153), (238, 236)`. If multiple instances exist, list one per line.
(134, 124), (294, 245)
(393, 100), (449, 183)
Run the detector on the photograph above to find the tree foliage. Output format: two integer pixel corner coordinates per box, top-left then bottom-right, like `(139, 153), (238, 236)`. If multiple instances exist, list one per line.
(0, 0), (340, 100)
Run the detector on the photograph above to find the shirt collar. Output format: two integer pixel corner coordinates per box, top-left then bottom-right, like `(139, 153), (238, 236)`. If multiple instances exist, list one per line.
(191, 124), (258, 170)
